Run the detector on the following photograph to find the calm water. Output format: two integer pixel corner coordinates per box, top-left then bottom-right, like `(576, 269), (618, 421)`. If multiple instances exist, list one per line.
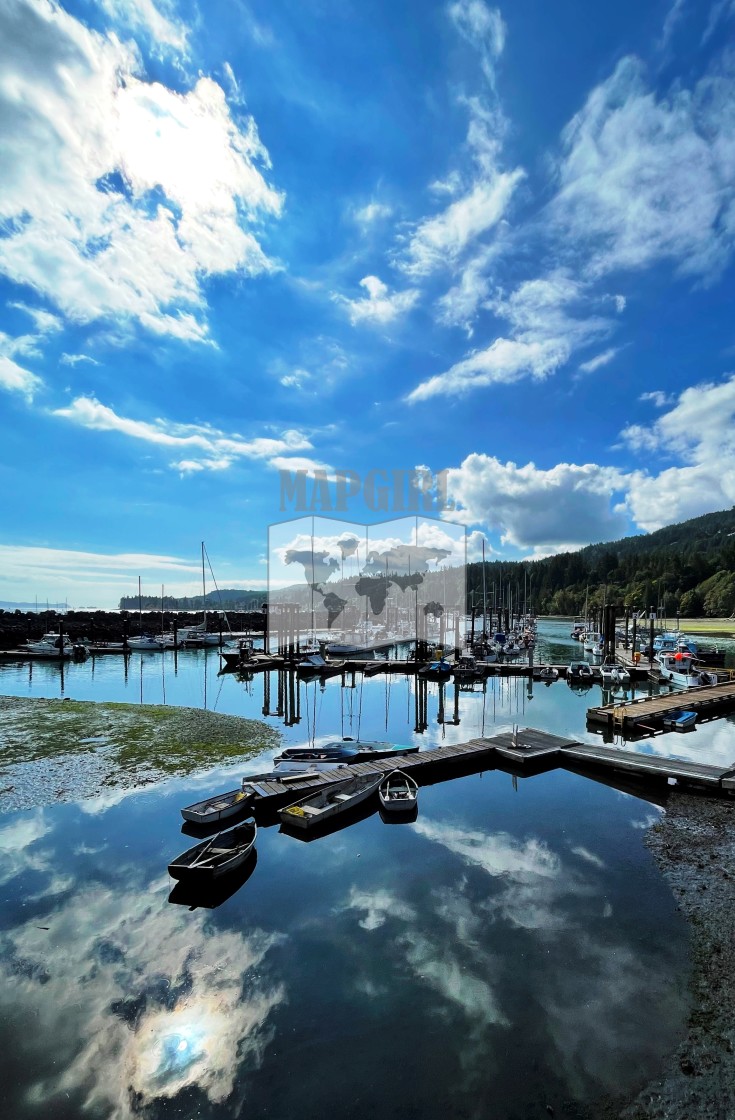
(1, 619), (731, 1118)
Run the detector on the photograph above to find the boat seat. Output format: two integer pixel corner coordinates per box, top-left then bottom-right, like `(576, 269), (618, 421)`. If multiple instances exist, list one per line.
(333, 792), (352, 801)
(300, 805), (320, 815)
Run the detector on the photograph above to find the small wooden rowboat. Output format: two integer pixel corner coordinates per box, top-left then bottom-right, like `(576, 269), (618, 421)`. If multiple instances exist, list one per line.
(181, 786), (252, 825)
(279, 772), (382, 831)
(168, 820), (257, 881)
(378, 770), (418, 814)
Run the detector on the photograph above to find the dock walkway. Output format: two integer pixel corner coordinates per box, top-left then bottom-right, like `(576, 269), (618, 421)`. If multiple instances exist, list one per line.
(587, 680), (735, 732)
(241, 728), (735, 820)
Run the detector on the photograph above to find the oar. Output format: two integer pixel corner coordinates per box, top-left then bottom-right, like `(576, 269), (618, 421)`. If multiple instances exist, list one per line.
(190, 832), (220, 867)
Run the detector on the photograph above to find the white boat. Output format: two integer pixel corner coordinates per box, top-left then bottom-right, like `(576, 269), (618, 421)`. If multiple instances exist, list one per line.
(378, 769), (418, 814)
(538, 666), (559, 681)
(127, 634), (165, 651)
(181, 784), (253, 825)
(279, 772), (382, 830)
(611, 665), (630, 686)
(656, 652), (716, 689)
(23, 632), (87, 659)
(168, 820), (257, 881)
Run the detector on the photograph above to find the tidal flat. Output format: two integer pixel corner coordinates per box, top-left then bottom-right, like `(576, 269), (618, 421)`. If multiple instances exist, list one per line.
(0, 695), (279, 813)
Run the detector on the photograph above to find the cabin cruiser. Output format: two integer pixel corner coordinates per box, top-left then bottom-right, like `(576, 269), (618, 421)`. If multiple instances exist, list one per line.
(23, 632), (88, 659)
(656, 652), (717, 689)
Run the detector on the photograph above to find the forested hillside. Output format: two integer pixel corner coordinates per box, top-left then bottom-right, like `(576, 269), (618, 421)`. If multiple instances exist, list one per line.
(469, 507), (735, 617)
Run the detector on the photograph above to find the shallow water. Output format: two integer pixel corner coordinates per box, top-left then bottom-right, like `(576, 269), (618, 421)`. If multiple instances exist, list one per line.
(0, 620), (729, 1118)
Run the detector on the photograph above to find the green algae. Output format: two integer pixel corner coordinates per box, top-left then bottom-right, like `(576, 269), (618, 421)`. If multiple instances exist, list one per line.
(0, 696), (279, 808)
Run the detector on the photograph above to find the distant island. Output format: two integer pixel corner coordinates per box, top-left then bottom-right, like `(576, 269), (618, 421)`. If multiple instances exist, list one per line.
(118, 589), (265, 611)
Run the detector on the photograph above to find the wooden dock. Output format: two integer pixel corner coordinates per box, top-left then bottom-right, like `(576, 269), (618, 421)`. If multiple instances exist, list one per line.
(239, 728), (735, 821)
(587, 680), (735, 732)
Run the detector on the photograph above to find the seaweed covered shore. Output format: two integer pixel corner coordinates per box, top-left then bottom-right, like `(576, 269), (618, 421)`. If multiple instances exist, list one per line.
(0, 695), (278, 812)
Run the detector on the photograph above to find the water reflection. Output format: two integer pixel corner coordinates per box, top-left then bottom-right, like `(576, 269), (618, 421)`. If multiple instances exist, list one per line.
(168, 850), (258, 909)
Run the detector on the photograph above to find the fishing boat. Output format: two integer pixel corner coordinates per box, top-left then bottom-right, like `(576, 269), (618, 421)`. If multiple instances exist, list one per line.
(279, 772), (382, 831)
(611, 665), (631, 686)
(656, 652), (715, 689)
(167, 820), (257, 880)
(180, 784), (253, 825)
(378, 769), (418, 814)
(662, 709), (698, 731)
(274, 740), (418, 765)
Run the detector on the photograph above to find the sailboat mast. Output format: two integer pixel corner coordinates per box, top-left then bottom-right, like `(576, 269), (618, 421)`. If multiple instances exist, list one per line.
(201, 541), (206, 631)
(138, 575), (142, 635)
(481, 539), (487, 638)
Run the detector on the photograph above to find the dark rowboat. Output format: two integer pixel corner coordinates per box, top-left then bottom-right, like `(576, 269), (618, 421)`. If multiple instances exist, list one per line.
(168, 820), (257, 881)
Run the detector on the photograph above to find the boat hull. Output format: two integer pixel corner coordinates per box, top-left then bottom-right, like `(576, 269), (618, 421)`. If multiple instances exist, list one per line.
(168, 821), (257, 880)
(279, 774), (381, 830)
(180, 787), (252, 824)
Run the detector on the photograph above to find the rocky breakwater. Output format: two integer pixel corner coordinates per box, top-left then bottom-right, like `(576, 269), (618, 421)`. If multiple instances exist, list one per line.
(0, 609), (265, 651)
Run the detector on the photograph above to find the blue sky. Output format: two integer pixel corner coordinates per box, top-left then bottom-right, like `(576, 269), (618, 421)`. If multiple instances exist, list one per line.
(1, 0), (734, 606)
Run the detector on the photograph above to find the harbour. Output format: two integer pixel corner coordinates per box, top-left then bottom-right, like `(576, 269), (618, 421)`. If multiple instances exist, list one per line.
(1, 616), (734, 1120)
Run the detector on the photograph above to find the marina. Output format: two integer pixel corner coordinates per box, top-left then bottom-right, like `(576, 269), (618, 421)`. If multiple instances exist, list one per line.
(0, 617), (734, 1120)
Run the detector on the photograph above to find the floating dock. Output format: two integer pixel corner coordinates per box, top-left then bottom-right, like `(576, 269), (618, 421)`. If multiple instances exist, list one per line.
(587, 680), (735, 733)
(240, 728), (735, 821)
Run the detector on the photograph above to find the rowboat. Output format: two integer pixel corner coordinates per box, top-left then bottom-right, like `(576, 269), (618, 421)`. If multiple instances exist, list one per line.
(378, 769), (418, 814)
(662, 709), (697, 731)
(168, 820), (257, 880)
(279, 772), (382, 831)
(180, 785), (253, 825)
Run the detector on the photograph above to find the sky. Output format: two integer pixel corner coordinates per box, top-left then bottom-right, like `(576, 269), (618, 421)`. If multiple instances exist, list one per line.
(1, 0), (735, 607)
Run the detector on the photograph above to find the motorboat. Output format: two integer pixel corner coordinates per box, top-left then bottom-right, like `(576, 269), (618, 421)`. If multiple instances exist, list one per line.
(656, 652), (716, 689)
(417, 658), (452, 678)
(126, 634), (165, 651)
(23, 632), (88, 660)
(452, 654), (484, 681)
(567, 660), (593, 683)
(538, 666), (559, 681)
(274, 740), (418, 765)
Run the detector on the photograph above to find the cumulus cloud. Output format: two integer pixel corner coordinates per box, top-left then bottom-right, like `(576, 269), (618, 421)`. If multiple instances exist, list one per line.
(52, 395), (313, 472)
(444, 452), (629, 548)
(0, 0), (282, 341)
(98, 0), (189, 53)
(334, 275), (419, 326)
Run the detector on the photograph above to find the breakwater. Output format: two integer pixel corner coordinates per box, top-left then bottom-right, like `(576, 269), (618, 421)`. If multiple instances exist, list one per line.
(0, 609), (265, 650)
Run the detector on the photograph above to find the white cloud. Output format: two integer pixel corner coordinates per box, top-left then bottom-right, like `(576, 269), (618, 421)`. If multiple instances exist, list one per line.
(448, 0), (506, 87)
(279, 368), (312, 390)
(334, 275), (419, 326)
(0, 353), (43, 400)
(639, 390), (673, 407)
(0, 0), (282, 341)
(345, 887), (417, 930)
(578, 347), (619, 374)
(402, 173), (523, 278)
(353, 201), (393, 225)
(8, 301), (62, 335)
(52, 395), (313, 472)
(98, 0), (189, 53)
(621, 374), (735, 528)
(445, 452), (629, 548)
(552, 54), (735, 280)
(409, 273), (613, 400)
(60, 353), (100, 367)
